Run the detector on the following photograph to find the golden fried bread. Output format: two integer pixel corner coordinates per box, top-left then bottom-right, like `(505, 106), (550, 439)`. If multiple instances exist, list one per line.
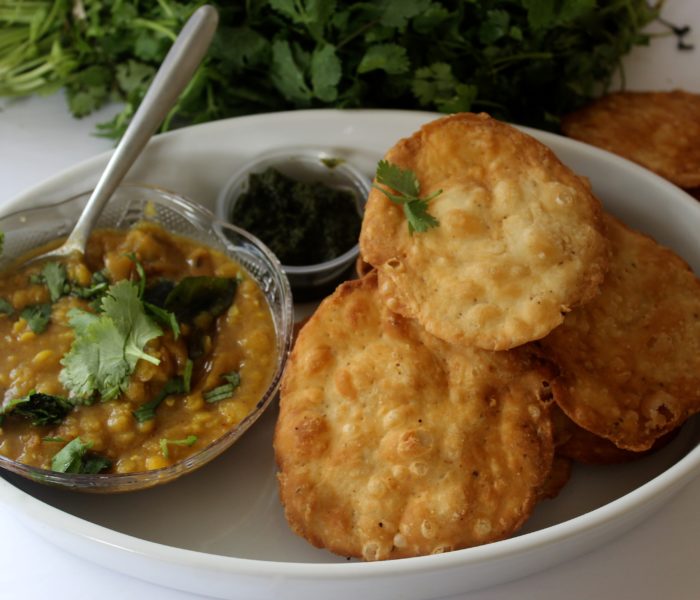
(539, 214), (700, 451)
(355, 253), (373, 278)
(562, 91), (700, 189)
(550, 404), (673, 465)
(360, 113), (608, 350)
(275, 272), (555, 560)
(536, 455), (572, 501)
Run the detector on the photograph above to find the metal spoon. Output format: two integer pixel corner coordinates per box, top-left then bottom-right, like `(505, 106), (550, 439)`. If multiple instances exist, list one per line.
(33, 5), (219, 263)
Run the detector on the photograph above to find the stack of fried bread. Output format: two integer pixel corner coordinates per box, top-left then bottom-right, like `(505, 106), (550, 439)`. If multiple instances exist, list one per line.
(274, 113), (700, 561)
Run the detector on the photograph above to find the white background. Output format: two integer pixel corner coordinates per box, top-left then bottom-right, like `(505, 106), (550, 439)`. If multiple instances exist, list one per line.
(1, 1), (699, 598)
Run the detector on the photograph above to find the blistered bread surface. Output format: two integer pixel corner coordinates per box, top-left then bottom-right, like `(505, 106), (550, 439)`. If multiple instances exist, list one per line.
(274, 273), (554, 560)
(562, 90), (700, 189)
(360, 113), (608, 350)
(539, 214), (700, 451)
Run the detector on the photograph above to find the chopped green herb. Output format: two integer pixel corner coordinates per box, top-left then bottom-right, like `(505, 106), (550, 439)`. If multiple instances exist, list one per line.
(0, 298), (14, 316)
(20, 303), (52, 334)
(203, 371), (241, 403)
(132, 378), (185, 423)
(159, 435), (197, 459)
(50, 437), (111, 474)
(42, 436), (67, 443)
(42, 262), (68, 303)
(144, 301), (180, 339)
(81, 454), (113, 474)
(1, 392), (72, 426)
(59, 281), (162, 402)
(373, 161), (441, 235)
(126, 253), (147, 298)
(70, 271), (109, 312)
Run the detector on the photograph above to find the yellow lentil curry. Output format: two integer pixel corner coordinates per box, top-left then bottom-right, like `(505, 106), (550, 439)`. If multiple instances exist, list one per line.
(0, 222), (276, 474)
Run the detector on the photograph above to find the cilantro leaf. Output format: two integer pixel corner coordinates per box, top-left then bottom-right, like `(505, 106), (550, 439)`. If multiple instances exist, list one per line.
(20, 303), (52, 334)
(0, 298), (14, 316)
(373, 160), (441, 234)
(310, 43), (341, 102)
(374, 160), (420, 197)
(203, 371), (241, 403)
(59, 281), (162, 402)
(132, 377), (185, 423)
(159, 434), (197, 459)
(103, 281), (162, 369)
(144, 302), (180, 339)
(412, 63), (477, 113)
(51, 437), (111, 474)
(379, 0), (432, 29)
(357, 44), (410, 75)
(42, 262), (68, 303)
(270, 40), (312, 105)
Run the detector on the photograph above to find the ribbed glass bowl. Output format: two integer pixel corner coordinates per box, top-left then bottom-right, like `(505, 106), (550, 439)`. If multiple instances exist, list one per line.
(0, 183), (293, 492)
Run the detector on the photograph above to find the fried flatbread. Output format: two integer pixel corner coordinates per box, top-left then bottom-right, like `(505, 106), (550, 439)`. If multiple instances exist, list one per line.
(539, 213), (700, 451)
(550, 404), (674, 465)
(275, 272), (555, 560)
(355, 254), (373, 278)
(562, 91), (700, 189)
(360, 113), (608, 350)
(536, 455), (572, 501)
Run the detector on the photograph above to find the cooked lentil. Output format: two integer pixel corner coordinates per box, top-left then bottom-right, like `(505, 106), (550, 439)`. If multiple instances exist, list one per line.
(0, 222), (276, 473)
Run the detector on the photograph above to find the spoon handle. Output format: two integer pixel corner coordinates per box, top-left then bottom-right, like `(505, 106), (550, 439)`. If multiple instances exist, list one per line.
(64, 5), (219, 253)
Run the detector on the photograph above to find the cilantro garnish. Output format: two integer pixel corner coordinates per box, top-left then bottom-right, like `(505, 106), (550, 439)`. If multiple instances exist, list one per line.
(59, 281), (162, 403)
(20, 303), (52, 334)
(0, 298), (13, 316)
(372, 161), (441, 235)
(42, 262), (68, 303)
(203, 371), (241, 403)
(71, 270), (110, 303)
(50, 437), (111, 474)
(0, 392), (72, 426)
(127, 254), (180, 338)
(132, 378), (185, 423)
(159, 435), (197, 458)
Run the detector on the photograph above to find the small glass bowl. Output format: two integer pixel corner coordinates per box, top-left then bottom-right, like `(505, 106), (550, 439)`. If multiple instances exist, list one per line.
(0, 184), (293, 492)
(215, 148), (371, 299)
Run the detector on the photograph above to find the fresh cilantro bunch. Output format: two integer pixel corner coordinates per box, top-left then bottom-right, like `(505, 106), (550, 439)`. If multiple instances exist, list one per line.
(0, 1), (662, 136)
(373, 161), (441, 234)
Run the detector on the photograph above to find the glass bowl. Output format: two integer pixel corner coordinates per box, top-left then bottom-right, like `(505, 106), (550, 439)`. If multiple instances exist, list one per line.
(215, 148), (371, 299)
(0, 183), (294, 492)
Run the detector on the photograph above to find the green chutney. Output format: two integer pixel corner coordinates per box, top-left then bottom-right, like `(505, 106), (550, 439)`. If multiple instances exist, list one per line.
(233, 167), (362, 266)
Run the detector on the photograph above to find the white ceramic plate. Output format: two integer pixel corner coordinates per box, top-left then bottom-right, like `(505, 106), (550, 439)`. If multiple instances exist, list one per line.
(1, 110), (699, 600)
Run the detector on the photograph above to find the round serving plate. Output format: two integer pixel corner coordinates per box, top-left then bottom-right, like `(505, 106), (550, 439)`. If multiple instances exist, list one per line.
(1, 110), (699, 600)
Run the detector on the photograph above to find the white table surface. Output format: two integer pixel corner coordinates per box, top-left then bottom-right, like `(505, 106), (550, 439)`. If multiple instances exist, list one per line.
(1, 3), (699, 598)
